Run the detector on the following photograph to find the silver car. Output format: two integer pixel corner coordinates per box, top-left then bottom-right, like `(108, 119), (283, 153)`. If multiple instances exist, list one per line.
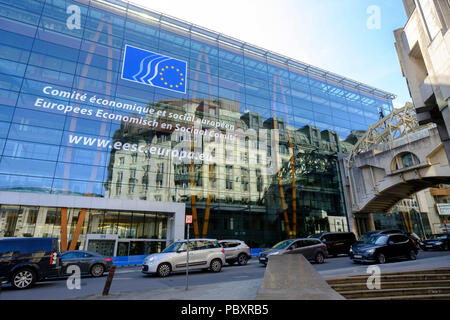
(141, 239), (225, 277)
(219, 240), (252, 266)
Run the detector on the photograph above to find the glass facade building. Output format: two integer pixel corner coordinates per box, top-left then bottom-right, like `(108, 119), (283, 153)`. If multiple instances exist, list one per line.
(0, 0), (395, 254)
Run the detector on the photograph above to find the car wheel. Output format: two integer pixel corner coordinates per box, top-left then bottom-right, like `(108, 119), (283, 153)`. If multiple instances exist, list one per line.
(237, 253), (249, 266)
(11, 268), (35, 289)
(376, 253), (386, 264)
(90, 264), (105, 277)
(315, 252), (325, 264)
(157, 263), (171, 277)
(210, 259), (222, 272)
(408, 250), (417, 260)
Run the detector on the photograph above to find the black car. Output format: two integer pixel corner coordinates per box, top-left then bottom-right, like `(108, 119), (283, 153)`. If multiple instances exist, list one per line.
(309, 232), (356, 256)
(421, 234), (450, 251)
(350, 233), (418, 264)
(0, 238), (61, 289)
(59, 250), (113, 277)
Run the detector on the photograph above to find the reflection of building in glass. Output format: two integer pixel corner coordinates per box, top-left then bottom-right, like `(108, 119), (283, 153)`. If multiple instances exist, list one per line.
(103, 97), (359, 246)
(0, 0), (396, 252)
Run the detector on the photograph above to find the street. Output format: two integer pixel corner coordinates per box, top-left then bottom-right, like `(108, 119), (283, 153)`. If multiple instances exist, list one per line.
(1, 250), (449, 300)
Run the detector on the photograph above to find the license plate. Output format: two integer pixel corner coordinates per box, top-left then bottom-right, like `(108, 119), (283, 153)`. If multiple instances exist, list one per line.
(260, 257), (266, 261)
(426, 245), (433, 248)
(354, 255), (362, 259)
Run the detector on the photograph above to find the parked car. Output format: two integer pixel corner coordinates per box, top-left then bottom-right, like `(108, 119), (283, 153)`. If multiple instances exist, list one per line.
(218, 240), (251, 266)
(350, 233), (418, 264)
(359, 230), (422, 251)
(58, 250), (112, 277)
(309, 232), (356, 256)
(141, 239), (225, 277)
(0, 237), (61, 289)
(421, 234), (450, 251)
(258, 238), (328, 265)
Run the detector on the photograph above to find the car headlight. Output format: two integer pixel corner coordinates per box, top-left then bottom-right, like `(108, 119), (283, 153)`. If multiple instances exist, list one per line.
(436, 241), (443, 245)
(366, 249), (376, 253)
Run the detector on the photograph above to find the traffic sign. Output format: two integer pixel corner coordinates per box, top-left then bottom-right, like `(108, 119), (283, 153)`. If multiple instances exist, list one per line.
(185, 215), (193, 224)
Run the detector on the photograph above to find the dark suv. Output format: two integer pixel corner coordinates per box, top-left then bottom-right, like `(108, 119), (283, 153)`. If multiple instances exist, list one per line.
(309, 232), (356, 256)
(350, 233), (418, 264)
(0, 238), (61, 289)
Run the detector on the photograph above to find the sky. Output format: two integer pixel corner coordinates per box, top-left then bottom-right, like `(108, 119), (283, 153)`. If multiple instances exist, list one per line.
(130, 0), (411, 109)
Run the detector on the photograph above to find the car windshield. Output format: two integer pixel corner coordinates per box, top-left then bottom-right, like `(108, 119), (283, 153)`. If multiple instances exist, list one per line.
(358, 233), (375, 243)
(308, 234), (322, 239)
(161, 241), (184, 253)
(366, 235), (388, 245)
(272, 240), (295, 249)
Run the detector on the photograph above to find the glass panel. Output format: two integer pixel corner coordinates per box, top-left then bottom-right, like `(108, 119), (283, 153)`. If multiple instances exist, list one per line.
(18, 206), (39, 237)
(0, 205), (22, 237)
(31, 207), (61, 238)
(116, 241), (129, 256)
(145, 212), (157, 239)
(117, 211), (132, 238)
(102, 210), (119, 235)
(86, 209), (105, 234)
(87, 239), (115, 256)
(156, 213), (168, 239)
(132, 212), (146, 239)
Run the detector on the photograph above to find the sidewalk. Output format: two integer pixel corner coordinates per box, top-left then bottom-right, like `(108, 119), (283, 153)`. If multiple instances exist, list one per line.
(74, 278), (263, 300)
(319, 254), (450, 279)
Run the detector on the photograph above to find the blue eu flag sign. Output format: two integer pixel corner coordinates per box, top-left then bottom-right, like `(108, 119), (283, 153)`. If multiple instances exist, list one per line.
(121, 44), (187, 94)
